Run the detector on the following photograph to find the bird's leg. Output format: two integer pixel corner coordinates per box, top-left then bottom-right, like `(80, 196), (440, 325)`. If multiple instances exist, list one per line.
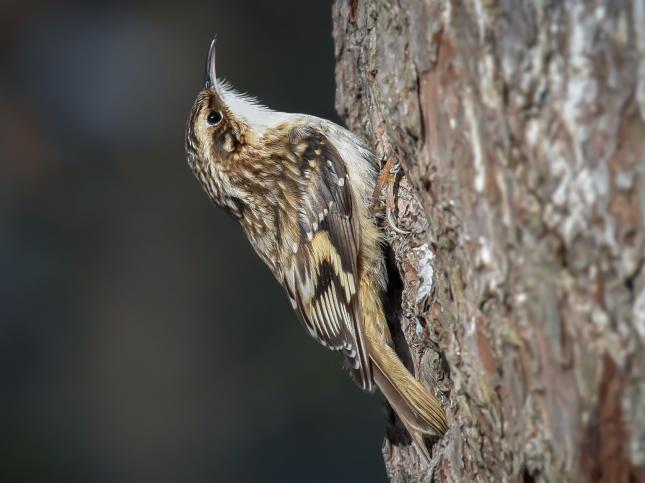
(372, 156), (410, 235)
(371, 155), (396, 207)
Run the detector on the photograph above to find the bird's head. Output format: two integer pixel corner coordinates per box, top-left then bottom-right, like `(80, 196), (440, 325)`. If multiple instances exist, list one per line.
(185, 37), (286, 217)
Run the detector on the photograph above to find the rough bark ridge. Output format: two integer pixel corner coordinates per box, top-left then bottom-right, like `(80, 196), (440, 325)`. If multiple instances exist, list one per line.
(333, 1), (645, 481)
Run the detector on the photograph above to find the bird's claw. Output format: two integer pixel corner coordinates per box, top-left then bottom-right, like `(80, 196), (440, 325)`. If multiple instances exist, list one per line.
(372, 157), (410, 235)
(387, 208), (410, 235)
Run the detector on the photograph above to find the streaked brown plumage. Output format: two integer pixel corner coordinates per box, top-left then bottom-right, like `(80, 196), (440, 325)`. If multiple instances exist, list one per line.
(185, 38), (447, 459)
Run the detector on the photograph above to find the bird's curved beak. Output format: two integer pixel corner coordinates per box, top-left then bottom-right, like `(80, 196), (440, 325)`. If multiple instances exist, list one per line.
(204, 35), (218, 90)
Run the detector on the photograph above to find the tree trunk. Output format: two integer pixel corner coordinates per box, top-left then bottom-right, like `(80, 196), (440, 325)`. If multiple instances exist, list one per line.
(332, 1), (645, 481)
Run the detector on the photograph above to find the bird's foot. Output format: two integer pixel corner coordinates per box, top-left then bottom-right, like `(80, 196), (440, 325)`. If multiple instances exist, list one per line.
(371, 156), (410, 235)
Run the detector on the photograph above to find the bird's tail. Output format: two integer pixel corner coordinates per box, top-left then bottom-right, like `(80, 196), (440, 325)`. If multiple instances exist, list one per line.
(365, 322), (448, 461)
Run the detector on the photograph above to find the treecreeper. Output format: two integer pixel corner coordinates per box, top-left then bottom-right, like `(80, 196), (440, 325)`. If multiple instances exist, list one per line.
(184, 37), (447, 461)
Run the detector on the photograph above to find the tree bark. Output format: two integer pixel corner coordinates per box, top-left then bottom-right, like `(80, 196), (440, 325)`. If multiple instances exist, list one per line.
(332, 1), (645, 481)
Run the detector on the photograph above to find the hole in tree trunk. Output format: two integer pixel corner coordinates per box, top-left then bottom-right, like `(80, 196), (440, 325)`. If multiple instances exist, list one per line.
(379, 243), (415, 448)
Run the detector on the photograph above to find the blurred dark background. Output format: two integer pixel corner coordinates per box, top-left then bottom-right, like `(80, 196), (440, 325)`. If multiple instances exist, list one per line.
(0, 1), (387, 481)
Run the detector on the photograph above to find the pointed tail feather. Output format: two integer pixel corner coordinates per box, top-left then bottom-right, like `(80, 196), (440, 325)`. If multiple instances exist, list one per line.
(366, 326), (448, 458)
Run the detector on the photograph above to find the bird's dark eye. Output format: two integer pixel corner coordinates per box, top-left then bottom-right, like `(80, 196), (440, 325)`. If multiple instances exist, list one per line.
(206, 111), (223, 125)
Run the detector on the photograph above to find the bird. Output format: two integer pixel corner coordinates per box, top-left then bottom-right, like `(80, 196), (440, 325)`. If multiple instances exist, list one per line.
(184, 37), (448, 460)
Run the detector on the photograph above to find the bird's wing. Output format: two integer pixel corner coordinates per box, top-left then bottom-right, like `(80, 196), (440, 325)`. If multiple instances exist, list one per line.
(281, 126), (373, 390)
